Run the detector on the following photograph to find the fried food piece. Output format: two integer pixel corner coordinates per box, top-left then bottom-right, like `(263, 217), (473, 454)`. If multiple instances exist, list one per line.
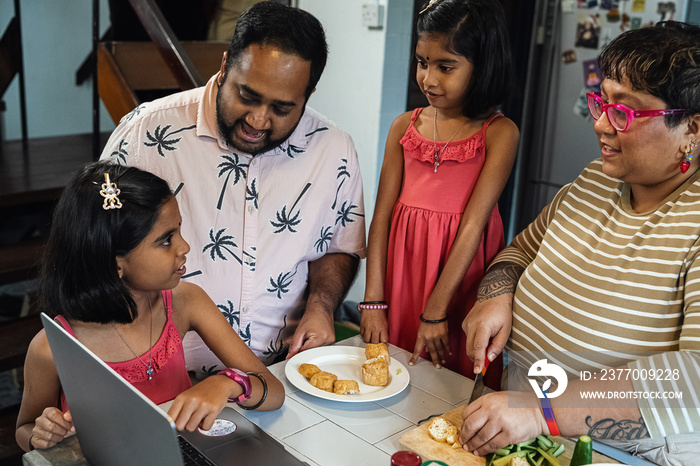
(365, 342), (390, 364)
(298, 363), (321, 379)
(428, 417), (458, 444)
(361, 356), (389, 386)
(333, 379), (360, 395)
(309, 371), (337, 392)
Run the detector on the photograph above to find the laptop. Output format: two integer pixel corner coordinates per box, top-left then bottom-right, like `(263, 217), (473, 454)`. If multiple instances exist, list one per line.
(41, 312), (308, 466)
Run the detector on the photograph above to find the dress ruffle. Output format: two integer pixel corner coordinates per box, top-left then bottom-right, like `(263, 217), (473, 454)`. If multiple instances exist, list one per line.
(400, 129), (485, 163)
(399, 109), (502, 164)
(117, 322), (183, 383)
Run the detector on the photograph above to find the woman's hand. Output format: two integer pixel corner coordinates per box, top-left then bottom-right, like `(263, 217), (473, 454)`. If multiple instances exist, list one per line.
(460, 391), (546, 456)
(168, 375), (235, 432)
(463, 293), (512, 373)
(31, 408), (75, 450)
(410, 321), (451, 368)
(360, 308), (388, 344)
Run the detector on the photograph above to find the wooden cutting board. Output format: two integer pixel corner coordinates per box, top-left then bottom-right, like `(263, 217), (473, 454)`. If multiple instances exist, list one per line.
(400, 405), (621, 465)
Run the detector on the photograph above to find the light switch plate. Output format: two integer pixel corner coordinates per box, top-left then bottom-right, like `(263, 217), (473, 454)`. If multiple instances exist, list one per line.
(361, 4), (384, 28)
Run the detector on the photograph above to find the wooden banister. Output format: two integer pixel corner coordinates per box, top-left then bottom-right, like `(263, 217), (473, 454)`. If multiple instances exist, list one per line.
(97, 43), (140, 125)
(97, 41), (228, 124)
(127, 0), (204, 89)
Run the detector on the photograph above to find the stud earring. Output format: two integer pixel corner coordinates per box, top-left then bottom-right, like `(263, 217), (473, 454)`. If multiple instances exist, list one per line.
(681, 140), (697, 174)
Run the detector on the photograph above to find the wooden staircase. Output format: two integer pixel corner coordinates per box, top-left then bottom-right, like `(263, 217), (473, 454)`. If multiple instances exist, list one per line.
(98, 40), (227, 124)
(96, 0), (227, 124)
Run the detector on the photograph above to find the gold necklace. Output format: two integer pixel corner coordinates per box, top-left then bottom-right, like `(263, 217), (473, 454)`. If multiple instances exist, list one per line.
(432, 108), (468, 173)
(111, 292), (154, 380)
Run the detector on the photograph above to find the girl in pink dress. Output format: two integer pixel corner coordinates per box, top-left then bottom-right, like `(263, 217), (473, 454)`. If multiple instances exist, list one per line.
(16, 162), (284, 452)
(361, 0), (519, 387)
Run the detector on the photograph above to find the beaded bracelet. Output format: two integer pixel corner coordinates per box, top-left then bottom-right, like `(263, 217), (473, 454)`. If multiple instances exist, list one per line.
(419, 313), (448, 324)
(357, 301), (388, 313)
(240, 372), (268, 410)
(540, 389), (561, 436)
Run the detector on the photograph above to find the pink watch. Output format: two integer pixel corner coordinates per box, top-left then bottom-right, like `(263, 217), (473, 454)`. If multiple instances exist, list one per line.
(218, 368), (252, 403)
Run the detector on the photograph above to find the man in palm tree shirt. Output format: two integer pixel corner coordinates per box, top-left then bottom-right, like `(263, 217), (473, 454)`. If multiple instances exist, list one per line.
(100, 2), (366, 377)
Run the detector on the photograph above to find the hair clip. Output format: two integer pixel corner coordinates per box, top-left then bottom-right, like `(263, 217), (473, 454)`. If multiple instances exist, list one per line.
(100, 173), (123, 210)
(419, 0), (440, 14)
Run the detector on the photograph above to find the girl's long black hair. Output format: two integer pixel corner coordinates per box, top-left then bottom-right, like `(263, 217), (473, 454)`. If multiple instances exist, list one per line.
(39, 161), (172, 324)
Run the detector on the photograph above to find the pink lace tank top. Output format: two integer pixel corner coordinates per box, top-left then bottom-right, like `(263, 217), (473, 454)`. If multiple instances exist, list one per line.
(56, 289), (192, 409)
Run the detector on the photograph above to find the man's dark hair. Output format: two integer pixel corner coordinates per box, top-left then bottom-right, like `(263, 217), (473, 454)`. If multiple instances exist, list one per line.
(225, 1), (328, 98)
(39, 161), (173, 324)
(599, 21), (700, 128)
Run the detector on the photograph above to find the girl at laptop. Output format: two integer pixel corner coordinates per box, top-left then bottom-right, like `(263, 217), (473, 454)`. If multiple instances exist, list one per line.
(16, 162), (284, 452)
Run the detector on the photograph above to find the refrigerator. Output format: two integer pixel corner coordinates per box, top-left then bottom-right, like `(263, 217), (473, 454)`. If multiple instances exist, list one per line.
(509, 0), (689, 237)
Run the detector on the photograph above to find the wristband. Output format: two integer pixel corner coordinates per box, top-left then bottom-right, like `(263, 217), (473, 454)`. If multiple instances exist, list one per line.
(540, 389), (561, 436)
(240, 372), (268, 410)
(357, 301), (388, 313)
(419, 313), (448, 324)
(218, 368), (252, 403)
(29, 433), (35, 451)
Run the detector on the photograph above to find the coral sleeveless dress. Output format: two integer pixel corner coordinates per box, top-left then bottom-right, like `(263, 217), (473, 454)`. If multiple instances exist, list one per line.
(386, 107), (505, 388)
(56, 289), (192, 409)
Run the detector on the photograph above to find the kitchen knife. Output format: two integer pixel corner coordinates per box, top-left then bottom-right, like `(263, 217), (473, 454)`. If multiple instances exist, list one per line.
(590, 440), (655, 465)
(468, 356), (490, 404)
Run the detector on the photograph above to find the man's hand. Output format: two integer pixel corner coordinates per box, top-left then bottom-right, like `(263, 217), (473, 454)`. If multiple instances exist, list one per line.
(285, 305), (336, 358)
(460, 391), (546, 456)
(286, 253), (358, 358)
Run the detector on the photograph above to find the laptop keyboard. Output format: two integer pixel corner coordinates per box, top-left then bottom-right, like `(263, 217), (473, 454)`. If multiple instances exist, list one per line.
(178, 436), (216, 466)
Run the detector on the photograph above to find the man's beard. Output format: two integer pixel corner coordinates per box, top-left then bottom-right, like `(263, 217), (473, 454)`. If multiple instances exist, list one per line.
(216, 91), (302, 156)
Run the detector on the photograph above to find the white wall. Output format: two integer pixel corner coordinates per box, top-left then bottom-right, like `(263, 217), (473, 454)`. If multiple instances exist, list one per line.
(0, 0), (114, 140)
(298, 0), (412, 302)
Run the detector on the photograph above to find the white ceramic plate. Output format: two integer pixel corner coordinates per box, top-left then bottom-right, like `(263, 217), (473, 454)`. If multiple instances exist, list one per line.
(285, 346), (410, 402)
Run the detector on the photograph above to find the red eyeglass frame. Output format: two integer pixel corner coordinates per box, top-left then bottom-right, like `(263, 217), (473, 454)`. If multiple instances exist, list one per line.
(586, 91), (688, 132)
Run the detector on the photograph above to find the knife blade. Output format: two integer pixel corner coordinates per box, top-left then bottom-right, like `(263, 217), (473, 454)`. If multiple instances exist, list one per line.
(468, 356), (490, 404)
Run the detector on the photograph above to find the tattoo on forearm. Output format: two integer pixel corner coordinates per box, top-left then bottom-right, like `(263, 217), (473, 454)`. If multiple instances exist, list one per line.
(585, 416), (649, 440)
(477, 263), (524, 302)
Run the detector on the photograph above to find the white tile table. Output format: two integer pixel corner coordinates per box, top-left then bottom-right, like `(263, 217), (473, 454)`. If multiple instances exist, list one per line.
(238, 335), (475, 466)
(22, 335), (475, 466)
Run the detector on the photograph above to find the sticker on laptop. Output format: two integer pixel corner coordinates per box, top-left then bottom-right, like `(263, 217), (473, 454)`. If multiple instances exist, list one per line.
(197, 419), (237, 436)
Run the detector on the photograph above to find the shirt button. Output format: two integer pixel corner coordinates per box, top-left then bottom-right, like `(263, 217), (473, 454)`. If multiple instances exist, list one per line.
(243, 306), (250, 314)
(248, 205), (254, 213)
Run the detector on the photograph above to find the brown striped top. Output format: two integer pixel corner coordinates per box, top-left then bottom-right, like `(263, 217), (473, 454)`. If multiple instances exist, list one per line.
(496, 159), (700, 438)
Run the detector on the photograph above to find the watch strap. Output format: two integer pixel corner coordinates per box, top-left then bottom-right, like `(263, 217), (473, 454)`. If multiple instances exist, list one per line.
(218, 368), (252, 403)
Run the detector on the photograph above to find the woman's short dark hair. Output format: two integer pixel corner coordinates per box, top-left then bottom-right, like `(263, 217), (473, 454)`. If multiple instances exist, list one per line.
(416, 0), (515, 119)
(224, 1), (328, 99)
(599, 21), (700, 128)
(38, 161), (172, 324)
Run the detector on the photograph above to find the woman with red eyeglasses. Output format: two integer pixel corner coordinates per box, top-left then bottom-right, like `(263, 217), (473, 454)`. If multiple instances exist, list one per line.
(459, 21), (700, 466)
